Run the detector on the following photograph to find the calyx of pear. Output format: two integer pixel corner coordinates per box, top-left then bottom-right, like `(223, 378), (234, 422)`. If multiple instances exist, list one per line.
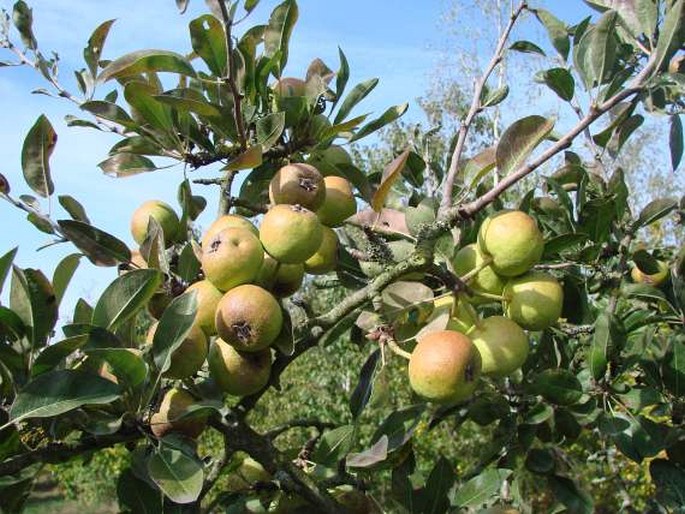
(201, 214), (258, 248)
(478, 210), (544, 277)
(408, 330), (482, 405)
(215, 284), (283, 352)
(130, 199), (180, 247)
(259, 204), (324, 264)
(269, 163), (325, 210)
(202, 227), (264, 291)
(208, 338), (272, 396)
(150, 387), (206, 439)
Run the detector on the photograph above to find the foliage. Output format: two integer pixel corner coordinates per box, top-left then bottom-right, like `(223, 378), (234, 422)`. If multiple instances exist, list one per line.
(0, 0), (684, 513)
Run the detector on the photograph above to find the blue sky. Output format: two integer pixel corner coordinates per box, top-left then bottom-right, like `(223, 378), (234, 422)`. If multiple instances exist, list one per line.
(0, 0), (663, 319)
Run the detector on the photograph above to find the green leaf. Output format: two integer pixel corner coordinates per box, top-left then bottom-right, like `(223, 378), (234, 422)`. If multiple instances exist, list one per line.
(334, 78), (379, 124)
(0, 247), (18, 296)
(653, 0), (685, 72)
(530, 369), (583, 405)
(52, 254), (81, 307)
(152, 291), (198, 374)
(535, 9), (570, 60)
(574, 11), (619, 89)
(99, 49), (196, 82)
(333, 47), (349, 111)
(453, 468), (512, 508)
(84, 19), (116, 78)
(349, 103), (408, 143)
(58, 219), (131, 267)
(371, 149), (411, 212)
(420, 457), (456, 514)
(670, 114), (683, 171)
(264, 0), (298, 75)
(548, 475), (593, 514)
(21, 115), (56, 198)
(460, 146), (496, 191)
(147, 447), (203, 504)
(140, 217), (170, 274)
(5, 370), (120, 428)
(480, 85), (509, 108)
(31, 335), (88, 377)
(189, 15), (227, 76)
(86, 348), (148, 388)
(98, 153), (157, 178)
(496, 115), (555, 177)
(535, 68), (575, 101)
(80, 101), (136, 128)
(256, 112), (285, 150)
(10, 267), (58, 349)
(371, 404), (425, 452)
(244, 0), (260, 14)
(662, 340), (685, 396)
(177, 243), (201, 283)
(224, 145), (263, 171)
(312, 425), (355, 465)
(509, 40), (546, 55)
(124, 82), (174, 134)
(92, 269), (162, 331)
(349, 349), (380, 419)
(58, 195), (90, 223)
(632, 197), (678, 231)
(650, 459), (685, 508)
(154, 92), (222, 118)
(117, 468), (163, 514)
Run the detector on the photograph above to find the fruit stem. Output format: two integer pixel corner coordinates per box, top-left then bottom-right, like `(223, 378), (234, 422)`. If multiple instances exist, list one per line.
(459, 255), (494, 284)
(470, 290), (506, 302)
(385, 338), (412, 360)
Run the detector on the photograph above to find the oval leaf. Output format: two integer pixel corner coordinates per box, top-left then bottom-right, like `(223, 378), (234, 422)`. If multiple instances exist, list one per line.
(99, 49), (196, 82)
(152, 290), (198, 373)
(58, 219), (131, 266)
(92, 269), (162, 330)
(21, 115), (56, 198)
(147, 447), (203, 504)
(496, 115), (555, 177)
(371, 149), (411, 212)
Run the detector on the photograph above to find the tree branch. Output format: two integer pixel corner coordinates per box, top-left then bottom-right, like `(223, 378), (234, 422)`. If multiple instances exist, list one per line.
(440, 1), (527, 210)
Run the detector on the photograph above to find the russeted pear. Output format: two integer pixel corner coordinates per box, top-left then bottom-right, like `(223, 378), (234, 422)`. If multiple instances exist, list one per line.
(215, 284), (283, 352)
(408, 330), (482, 405)
(147, 322), (208, 379)
(503, 271), (563, 331)
(478, 210), (544, 277)
(469, 316), (529, 377)
(255, 254), (305, 297)
(202, 227), (264, 291)
(208, 338), (272, 396)
(201, 214), (258, 248)
(260, 204), (323, 264)
(316, 176), (357, 227)
(304, 226), (338, 275)
(130, 200), (180, 246)
(269, 163), (325, 211)
(452, 243), (504, 303)
(150, 387), (206, 439)
(185, 279), (223, 336)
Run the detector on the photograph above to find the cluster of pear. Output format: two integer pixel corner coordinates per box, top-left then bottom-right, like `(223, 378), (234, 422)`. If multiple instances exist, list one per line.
(128, 161), (356, 438)
(408, 210), (564, 405)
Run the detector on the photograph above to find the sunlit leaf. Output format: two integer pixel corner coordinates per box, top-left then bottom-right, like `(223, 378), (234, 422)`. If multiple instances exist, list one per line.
(496, 115), (555, 177)
(58, 195), (90, 223)
(653, 0), (684, 72)
(264, 0), (298, 74)
(334, 78), (378, 124)
(58, 219), (131, 266)
(99, 49), (196, 82)
(371, 149), (410, 212)
(147, 447), (203, 504)
(84, 19), (116, 77)
(92, 269), (162, 330)
(189, 14), (227, 76)
(350, 103), (408, 143)
(21, 115), (56, 198)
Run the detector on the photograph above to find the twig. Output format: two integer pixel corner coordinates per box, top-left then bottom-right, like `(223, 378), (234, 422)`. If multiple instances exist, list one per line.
(265, 419), (336, 440)
(440, 1), (527, 210)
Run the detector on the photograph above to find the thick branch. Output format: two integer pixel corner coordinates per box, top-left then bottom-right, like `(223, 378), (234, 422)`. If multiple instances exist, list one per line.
(440, 1), (527, 210)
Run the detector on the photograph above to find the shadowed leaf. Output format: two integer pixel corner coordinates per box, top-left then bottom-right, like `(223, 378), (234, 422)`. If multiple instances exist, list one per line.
(99, 49), (196, 82)
(21, 115), (56, 198)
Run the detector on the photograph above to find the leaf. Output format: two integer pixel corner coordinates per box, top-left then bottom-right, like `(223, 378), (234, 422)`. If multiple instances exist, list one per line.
(333, 47), (349, 109)
(92, 269), (162, 330)
(4, 370), (120, 428)
(549, 475), (593, 513)
(480, 85), (509, 108)
(86, 348), (148, 388)
(632, 197), (678, 230)
(334, 78), (379, 124)
(346, 435), (388, 468)
(530, 369), (583, 405)
(574, 11), (619, 89)
(124, 82), (174, 134)
(58, 195), (90, 223)
(81, 101), (136, 128)
(583, 0), (657, 39)
(31, 335), (88, 377)
(244, 0), (260, 14)
(140, 217), (169, 274)
(10, 267), (58, 348)
(21, 115), (56, 198)
(0, 247), (18, 297)
(535, 68), (575, 101)
(349, 349), (380, 419)
(460, 146), (496, 190)
(589, 312), (617, 380)
(189, 15), (227, 76)
(312, 425), (355, 465)
(98, 153), (157, 178)
(381, 281), (434, 321)
(650, 459), (685, 508)
(58, 219), (131, 267)
(152, 291), (198, 374)
(653, 0), (685, 72)
(52, 254), (81, 307)
(147, 447), (203, 504)
(264, 0), (298, 74)
(509, 40), (546, 55)
(371, 404), (425, 452)
(670, 114), (683, 171)
(453, 468), (512, 508)
(84, 19), (116, 77)
(12, 1), (36, 50)
(350, 103), (408, 143)
(535, 9), (570, 60)
(496, 115), (555, 177)
(117, 468), (162, 514)
(371, 149), (411, 212)
(662, 340), (685, 397)
(99, 49), (196, 82)
(256, 112), (285, 150)
(224, 145), (263, 171)
(420, 457), (456, 514)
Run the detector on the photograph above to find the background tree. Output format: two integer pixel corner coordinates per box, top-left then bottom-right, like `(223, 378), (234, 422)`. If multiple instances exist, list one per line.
(0, 0), (684, 513)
